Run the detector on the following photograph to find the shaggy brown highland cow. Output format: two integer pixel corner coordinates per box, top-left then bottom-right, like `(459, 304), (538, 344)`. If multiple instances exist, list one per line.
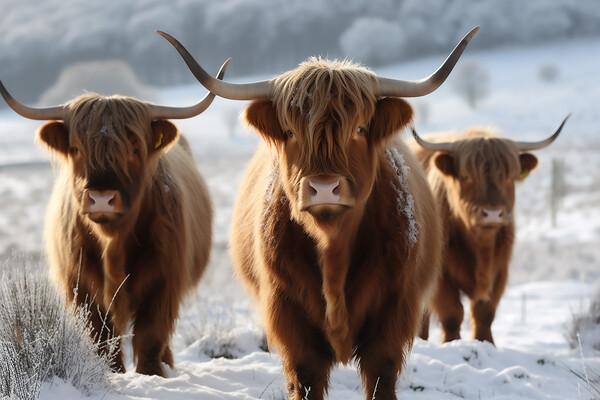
(159, 27), (478, 398)
(411, 116), (569, 344)
(0, 61), (228, 376)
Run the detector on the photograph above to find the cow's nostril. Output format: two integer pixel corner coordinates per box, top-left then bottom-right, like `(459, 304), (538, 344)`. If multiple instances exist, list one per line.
(309, 185), (317, 197)
(482, 210), (488, 217)
(332, 184), (340, 196)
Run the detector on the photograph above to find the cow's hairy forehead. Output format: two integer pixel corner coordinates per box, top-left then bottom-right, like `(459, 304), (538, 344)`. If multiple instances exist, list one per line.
(271, 58), (378, 167)
(455, 137), (521, 181)
(63, 93), (152, 176)
(65, 93), (151, 142)
(272, 57), (378, 130)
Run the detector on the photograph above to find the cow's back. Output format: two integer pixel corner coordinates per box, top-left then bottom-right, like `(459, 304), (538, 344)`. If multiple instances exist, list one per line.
(230, 143), (275, 299)
(160, 138), (212, 287)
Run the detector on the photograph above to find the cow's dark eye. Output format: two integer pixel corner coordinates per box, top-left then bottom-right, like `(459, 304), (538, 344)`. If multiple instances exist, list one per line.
(70, 146), (79, 154)
(357, 126), (367, 135)
(133, 148), (140, 155)
(285, 130), (293, 138)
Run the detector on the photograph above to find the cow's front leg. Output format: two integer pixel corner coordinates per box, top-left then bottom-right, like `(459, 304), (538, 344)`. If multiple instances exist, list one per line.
(418, 309), (431, 340)
(470, 299), (496, 344)
(264, 289), (335, 400)
(87, 296), (126, 373)
(470, 264), (507, 344)
(432, 272), (464, 342)
(356, 299), (414, 400)
(69, 275), (125, 373)
(103, 248), (131, 339)
(131, 280), (176, 377)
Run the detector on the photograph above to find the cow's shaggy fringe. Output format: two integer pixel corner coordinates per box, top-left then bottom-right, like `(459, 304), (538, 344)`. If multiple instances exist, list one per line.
(0, 256), (116, 399)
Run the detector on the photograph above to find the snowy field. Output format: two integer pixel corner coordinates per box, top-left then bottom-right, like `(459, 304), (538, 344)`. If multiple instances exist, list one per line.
(0, 36), (599, 399)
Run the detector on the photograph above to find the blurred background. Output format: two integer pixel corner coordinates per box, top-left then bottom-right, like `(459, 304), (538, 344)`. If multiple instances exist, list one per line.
(1, 0), (599, 104)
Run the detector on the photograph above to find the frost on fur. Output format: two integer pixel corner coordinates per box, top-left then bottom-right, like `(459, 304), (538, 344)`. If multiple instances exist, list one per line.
(261, 157), (287, 244)
(386, 147), (419, 247)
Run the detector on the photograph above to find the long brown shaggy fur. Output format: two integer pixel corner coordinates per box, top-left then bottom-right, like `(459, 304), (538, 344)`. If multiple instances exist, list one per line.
(231, 58), (442, 399)
(39, 93), (212, 376)
(409, 128), (539, 344)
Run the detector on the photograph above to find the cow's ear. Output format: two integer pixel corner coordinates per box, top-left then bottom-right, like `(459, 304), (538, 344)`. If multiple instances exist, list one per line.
(36, 121), (69, 155)
(150, 120), (179, 153)
(518, 153), (538, 180)
(243, 99), (284, 145)
(369, 97), (414, 143)
(434, 153), (457, 177)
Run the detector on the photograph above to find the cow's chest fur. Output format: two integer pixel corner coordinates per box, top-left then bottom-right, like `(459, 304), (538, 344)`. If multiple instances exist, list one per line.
(67, 182), (182, 330)
(445, 221), (515, 300)
(75, 212), (151, 306)
(258, 160), (415, 358)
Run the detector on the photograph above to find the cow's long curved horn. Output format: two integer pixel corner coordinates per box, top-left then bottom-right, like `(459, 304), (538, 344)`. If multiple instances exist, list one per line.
(149, 58), (231, 120)
(0, 81), (65, 120)
(514, 114), (571, 152)
(1, 60), (229, 122)
(378, 26), (480, 98)
(157, 30), (272, 100)
(411, 128), (455, 152)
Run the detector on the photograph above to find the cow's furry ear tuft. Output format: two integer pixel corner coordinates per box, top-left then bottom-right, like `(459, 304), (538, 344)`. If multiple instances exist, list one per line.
(36, 121), (69, 155)
(370, 97), (414, 143)
(244, 100), (284, 145)
(150, 120), (179, 153)
(518, 153), (538, 180)
(434, 153), (457, 177)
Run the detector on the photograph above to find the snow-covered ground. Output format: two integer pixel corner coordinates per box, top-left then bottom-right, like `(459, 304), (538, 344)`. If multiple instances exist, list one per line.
(1, 36), (599, 399)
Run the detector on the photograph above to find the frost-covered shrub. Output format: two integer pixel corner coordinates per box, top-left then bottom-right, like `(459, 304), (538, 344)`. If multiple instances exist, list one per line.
(38, 59), (156, 106)
(451, 61), (490, 109)
(339, 17), (406, 66)
(566, 286), (600, 352)
(0, 258), (115, 399)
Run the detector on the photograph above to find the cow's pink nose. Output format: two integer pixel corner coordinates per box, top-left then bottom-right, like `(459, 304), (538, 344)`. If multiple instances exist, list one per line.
(308, 179), (340, 205)
(88, 192), (116, 213)
(482, 208), (504, 223)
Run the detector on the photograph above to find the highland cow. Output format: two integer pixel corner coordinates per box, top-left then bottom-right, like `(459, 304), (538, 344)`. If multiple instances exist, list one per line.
(159, 27), (478, 398)
(0, 61), (228, 376)
(411, 116), (569, 344)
